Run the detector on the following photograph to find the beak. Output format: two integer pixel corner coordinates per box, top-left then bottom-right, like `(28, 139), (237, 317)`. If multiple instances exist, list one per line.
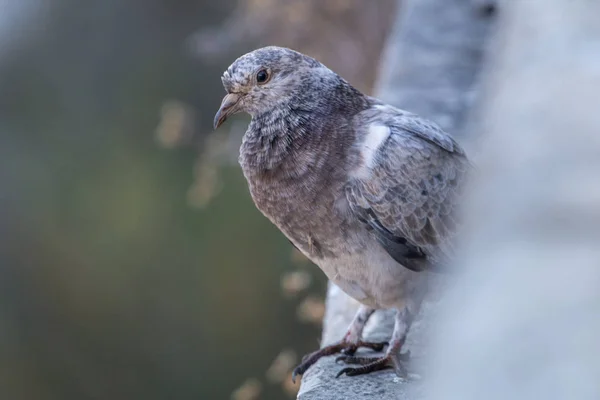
(213, 93), (242, 129)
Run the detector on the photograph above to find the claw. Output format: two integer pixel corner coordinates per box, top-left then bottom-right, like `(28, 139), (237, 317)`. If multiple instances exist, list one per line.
(336, 360), (393, 378)
(291, 340), (389, 382)
(335, 352), (409, 378)
(291, 369), (300, 384)
(336, 367), (353, 378)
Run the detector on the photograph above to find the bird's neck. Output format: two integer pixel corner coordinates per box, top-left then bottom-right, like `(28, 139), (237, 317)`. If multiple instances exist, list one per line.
(241, 79), (370, 175)
(240, 107), (316, 177)
(241, 90), (369, 181)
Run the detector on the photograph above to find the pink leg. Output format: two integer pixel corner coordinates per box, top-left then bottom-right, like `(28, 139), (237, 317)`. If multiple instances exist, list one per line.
(335, 307), (414, 378)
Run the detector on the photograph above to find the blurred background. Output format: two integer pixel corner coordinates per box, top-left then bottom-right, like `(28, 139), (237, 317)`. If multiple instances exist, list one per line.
(0, 0), (397, 399)
(4, 1), (600, 400)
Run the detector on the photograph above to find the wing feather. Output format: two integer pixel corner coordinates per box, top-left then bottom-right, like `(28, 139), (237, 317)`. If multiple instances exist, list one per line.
(347, 108), (470, 272)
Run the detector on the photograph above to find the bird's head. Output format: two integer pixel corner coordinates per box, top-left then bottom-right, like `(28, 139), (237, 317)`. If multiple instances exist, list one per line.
(213, 46), (331, 129)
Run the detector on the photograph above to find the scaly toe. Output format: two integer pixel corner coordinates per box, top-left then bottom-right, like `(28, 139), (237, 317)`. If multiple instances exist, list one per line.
(335, 357), (394, 378)
(293, 340), (391, 382)
(335, 355), (383, 365)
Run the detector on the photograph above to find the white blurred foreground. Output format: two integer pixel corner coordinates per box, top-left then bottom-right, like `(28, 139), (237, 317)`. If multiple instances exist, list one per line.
(428, 1), (600, 399)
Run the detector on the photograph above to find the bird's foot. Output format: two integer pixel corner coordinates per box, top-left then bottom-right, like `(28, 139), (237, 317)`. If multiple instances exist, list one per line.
(291, 340), (387, 383)
(336, 350), (410, 365)
(335, 350), (410, 378)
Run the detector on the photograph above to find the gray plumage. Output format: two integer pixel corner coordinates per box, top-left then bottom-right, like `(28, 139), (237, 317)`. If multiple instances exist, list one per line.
(214, 46), (469, 380)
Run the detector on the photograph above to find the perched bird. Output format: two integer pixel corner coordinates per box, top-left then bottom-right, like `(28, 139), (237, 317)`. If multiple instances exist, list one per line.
(213, 47), (469, 381)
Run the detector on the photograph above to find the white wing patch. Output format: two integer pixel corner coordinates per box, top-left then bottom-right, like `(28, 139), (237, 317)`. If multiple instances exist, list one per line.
(353, 124), (390, 178)
(364, 125), (390, 167)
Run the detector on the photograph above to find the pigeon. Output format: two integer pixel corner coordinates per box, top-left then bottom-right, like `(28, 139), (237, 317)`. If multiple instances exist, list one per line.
(213, 46), (470, 381)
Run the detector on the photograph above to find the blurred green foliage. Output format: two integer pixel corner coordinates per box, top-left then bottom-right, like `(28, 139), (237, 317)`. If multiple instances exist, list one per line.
(0, 1), (325, 399)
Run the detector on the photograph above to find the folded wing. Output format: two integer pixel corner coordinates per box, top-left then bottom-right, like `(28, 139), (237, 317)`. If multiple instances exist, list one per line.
(346, 108), (470, 272)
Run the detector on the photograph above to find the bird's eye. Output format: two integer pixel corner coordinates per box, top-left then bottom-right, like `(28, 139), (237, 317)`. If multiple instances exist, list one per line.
(256, 69), (270, 84)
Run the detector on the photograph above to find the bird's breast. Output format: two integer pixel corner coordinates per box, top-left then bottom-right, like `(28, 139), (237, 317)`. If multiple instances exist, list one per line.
(238, 122), (358, 260)
(244, 171), (352, 260)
